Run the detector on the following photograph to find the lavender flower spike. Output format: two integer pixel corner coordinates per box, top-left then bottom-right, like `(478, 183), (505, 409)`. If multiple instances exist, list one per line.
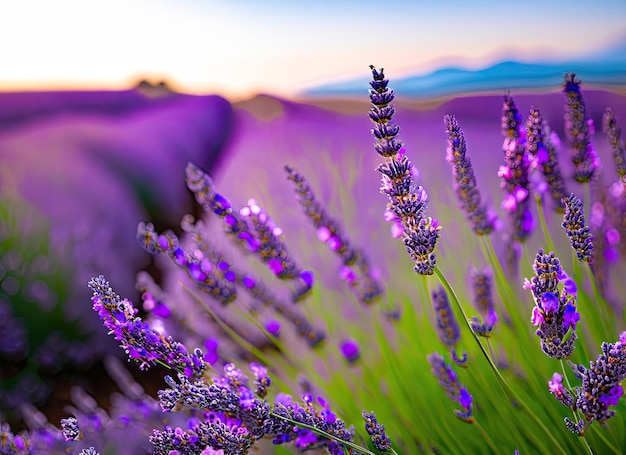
(432, 286), (467, 366)
(362, 411), (392, 452)
(525, 107), (568, 211)
(563, 73), (599, 183)
(185, 162), (313, 299)
(603, 107), (626, 183)
(88, 275), (206, 378)
(137, 222), (237, 304)
(561, 193), (594, 263)
(564, 331), (626, 436)
(60, 416), (80, 441)
(155, 363), (355, 454)
(444, 115), (495, 235)
(469, 268), (498, 337)
(369, 65), (441, 275)
(285, 165), (382, 303)
(525, 250), (579, 359)
(499, 95), (533, 242)
(427, 352), (474, 423)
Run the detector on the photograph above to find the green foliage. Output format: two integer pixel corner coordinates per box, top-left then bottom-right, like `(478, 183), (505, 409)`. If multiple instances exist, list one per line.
(0, 195), (83, 407)
(197, 155), (626, 453)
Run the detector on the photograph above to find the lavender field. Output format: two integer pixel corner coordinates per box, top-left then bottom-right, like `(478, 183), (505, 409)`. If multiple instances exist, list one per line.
(1, 69), (626, 454)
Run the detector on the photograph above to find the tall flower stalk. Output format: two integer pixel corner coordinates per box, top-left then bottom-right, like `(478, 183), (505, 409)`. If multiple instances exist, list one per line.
(369, 65), (441, 275)
(525, 107), (569, 211)
(563, 73), (599, 183)
(444, 115), (496, 235)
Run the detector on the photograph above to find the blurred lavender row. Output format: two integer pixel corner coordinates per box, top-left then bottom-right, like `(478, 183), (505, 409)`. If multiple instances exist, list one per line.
(1, 87), (233, 413)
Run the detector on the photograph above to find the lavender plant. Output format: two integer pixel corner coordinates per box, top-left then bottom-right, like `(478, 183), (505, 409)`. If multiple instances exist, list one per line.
(563, 73), (599, 184)
(3, 67), (625, 455)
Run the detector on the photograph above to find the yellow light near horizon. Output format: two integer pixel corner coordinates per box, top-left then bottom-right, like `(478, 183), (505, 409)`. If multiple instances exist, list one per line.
(0, 0), (262, 96)
(0, 1), (623, 97)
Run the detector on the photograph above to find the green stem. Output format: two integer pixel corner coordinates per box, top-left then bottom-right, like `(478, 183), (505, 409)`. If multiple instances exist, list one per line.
(270, 411), (377, 455)
(434, 267), (500, 373)
(589, 421), (622, 455)
(585, 262), (612, 336)
(478, 237), (516, 312)
(535, 193), (557, 253)
(434, 266), (569, 455)
(180, 281), (275, 367)
(473, 420), (499, 454)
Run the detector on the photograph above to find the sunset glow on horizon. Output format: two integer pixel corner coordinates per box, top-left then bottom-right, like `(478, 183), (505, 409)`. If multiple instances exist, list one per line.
(1, 0), (624, 99)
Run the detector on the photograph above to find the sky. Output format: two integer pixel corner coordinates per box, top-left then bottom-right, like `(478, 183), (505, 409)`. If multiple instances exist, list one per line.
(0, 0), (624, 99)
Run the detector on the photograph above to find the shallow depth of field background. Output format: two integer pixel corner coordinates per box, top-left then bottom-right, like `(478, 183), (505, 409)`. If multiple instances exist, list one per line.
(1, 1), (626, 453)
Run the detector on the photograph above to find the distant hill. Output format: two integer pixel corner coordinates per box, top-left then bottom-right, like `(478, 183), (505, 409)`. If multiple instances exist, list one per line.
(304, 53), (626, 98)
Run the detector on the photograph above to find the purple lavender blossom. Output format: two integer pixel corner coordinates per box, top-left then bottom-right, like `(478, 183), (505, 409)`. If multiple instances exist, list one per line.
(432, 286), (467, 366)
(362, 411), (392, 452)
(141, 213), (325, 347)
(561, 194), (594, 263)
(563, 73), (599, 183)
(562, 331), (626, 435)
(444, 115), (496, 235)
(469, 268), (498, 337)
(239, 198), (301, 280)
(285, 165), (382, 303)
(525, 107), (568, 211)
(499, 95), (533, 242)
(60, 416), (80, 441)
(89, 276), (346, 453)
(427, 352), (474, 423)
(138, 222), (238, 303)
(603, 108), (625, 182)
(525, 251), (579, 359)
(339, 340), (360, 364)
(469, 308), (498, 338)
(88, 275), (206, 378)
(156, 363), (355, 455)
(369, 65), (441, 275)
(0, 423), (32, 454)
(185, 162), (311, 293)
(547, 371), (576, 409)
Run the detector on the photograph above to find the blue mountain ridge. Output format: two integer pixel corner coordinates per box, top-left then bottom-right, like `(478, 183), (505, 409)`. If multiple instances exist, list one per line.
(303, 59), (626, 98)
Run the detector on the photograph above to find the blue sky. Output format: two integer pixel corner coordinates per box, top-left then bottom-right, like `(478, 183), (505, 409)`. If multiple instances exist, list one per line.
(0, 0), (624, 98)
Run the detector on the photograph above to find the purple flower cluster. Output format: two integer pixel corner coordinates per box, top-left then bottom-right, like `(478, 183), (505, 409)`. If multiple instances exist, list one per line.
(362, 411), (391, 452)
(524, 250), (580, 359)
(498, 95), (533, 242)
(138, 222), (238, 304)
(444, 115), (496, 235)
(145, 216), (325, 347)
(427, 353), (474, 423)
(549, 332), (626, 436)
(431, 286), (467, 366)
(469, 268), (498, 338)
(88, 275), (206, 377)
(603, 108), (625, 182)
(185, 162), (314, 300)
(152, 363), (356, 455)
(563, 73), (599, 183)
(0, 423), (32, 454)
(369, 65), (441, 275)
(60, 416), (80, 441)
(285, 165), (382, 303)
(561, 194), (594, 263)
(87, 278), (386, 454)
(525, 107), (568, 212)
